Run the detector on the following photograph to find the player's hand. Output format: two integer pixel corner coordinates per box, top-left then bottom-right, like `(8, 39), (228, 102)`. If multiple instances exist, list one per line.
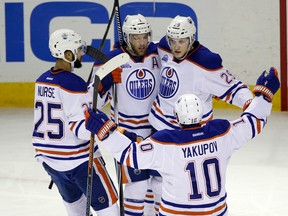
(98, 67), (123, 96)
(253, 67), (280, 102)
(116, 128), (142, 143)
(85, 108), (116, 141)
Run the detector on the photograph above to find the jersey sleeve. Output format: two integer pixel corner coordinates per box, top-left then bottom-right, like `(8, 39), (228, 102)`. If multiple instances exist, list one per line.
(100, 131), (165, 171)
(202, 67), (253, 108)
(60, 74), (92, 140)
(224, 96), (272, 152)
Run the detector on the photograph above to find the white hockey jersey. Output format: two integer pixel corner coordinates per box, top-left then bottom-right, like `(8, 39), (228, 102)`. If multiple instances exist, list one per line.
(32, 68), (100, 171)
(90, 43), (161, 138)
(100, 96), (272, 215)
(148, 37), (253, 130)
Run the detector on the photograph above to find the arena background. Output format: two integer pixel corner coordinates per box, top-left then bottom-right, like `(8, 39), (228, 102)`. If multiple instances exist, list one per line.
(0, 0), (285, 110)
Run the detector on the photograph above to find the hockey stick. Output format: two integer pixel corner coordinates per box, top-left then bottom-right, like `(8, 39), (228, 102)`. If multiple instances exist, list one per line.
(85, 52), (129, 216)
(113, 1), (125, 215)
(85, 45), (111, 63)
(86, 4), (117, 83)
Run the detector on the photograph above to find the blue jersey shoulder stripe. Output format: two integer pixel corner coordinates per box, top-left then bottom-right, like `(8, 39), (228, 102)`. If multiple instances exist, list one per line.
(151, 119), (230, 144)
(146, 42), (159, 55)
(158, 36), (170, 52)
(36, 69), (87, 93)
(186, 42), (223, 70)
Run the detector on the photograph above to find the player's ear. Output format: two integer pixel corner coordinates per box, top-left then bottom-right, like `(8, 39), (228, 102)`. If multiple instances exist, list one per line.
(64, 50), (73, 61)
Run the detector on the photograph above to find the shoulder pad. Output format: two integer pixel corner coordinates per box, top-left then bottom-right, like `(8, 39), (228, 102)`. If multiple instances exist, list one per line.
(146, 42), (159, 55)
(61, 73), (88, 93)
(158, 36), (170, 52)
(187, 42), (223, 70)
(203, 119), (230, 136)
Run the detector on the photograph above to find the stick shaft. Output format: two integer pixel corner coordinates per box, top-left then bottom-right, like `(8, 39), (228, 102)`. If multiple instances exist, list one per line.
(113, 1), (124, 216)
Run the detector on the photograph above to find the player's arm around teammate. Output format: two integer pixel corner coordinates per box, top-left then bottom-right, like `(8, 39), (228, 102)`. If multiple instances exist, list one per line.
(85, 67), (280, 216)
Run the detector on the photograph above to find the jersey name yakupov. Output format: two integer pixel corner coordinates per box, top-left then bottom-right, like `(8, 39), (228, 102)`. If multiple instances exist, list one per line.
(182, 141), (218, 158)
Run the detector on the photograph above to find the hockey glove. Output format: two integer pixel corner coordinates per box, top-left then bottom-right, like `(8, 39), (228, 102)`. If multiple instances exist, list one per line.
(116, 127), (142, 143)
(85, 108), (116, 141)
(98, 67), (122, 96)
(253, 67), (280, 102)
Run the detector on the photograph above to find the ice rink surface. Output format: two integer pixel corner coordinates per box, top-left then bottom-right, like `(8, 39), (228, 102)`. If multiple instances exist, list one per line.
(1, 107), (288, 216)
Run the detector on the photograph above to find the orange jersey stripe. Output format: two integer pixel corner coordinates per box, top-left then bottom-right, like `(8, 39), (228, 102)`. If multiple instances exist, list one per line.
(94, 158), (118, 204)
(121, 165), (129, 184)
(118, 117), (149, 125)
(35, 146), (89, 155)
(124, 203), (144, 210)
(256, 118), (261, 134)
(160, 202), (226, 215)
(153, 101), (178, 125)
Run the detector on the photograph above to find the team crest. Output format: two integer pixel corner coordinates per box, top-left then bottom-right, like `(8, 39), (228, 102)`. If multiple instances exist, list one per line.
(126, 69), (156, 100)
(159, 67), (179, 98)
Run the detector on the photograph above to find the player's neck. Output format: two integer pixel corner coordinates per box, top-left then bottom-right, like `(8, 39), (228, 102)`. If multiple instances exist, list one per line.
(53, 59), (72, 71)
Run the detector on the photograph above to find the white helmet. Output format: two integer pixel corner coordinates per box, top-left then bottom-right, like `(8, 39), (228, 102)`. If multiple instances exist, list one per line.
(49, 29), (84, 63)
(122, 14), (151, 49)
(174, 94), (203, 125)
(166, 15), (196, 49)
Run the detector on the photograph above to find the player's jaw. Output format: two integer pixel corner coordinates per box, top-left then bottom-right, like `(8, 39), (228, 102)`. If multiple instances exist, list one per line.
(169, 38), (190, 60)
(74, 48), (83, 68)
(132, 45), (147, 56)
(74, 59), (82, 68)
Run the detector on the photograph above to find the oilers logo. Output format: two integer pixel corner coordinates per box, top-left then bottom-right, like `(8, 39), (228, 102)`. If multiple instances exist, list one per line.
(159, 67), (179, 98)
(126, 69), (156, 100)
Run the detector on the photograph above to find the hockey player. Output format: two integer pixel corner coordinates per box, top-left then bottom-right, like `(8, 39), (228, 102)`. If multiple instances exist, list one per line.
(148, 15), (254, 130)
(144, 15), (255, 214)
(85, 67), (280, 216)
(32, 29), (119, 216)
(147, 15), (255, 212)
(88, 14), (161, 215)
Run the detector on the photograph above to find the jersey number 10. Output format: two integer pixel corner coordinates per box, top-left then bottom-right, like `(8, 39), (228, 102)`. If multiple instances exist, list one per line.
(185, 158), (221, 199)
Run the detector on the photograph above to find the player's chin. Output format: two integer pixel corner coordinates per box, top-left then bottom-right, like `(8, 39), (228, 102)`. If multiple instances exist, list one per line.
(174, 52), (184, 59)
(136, 49), (146, 56)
